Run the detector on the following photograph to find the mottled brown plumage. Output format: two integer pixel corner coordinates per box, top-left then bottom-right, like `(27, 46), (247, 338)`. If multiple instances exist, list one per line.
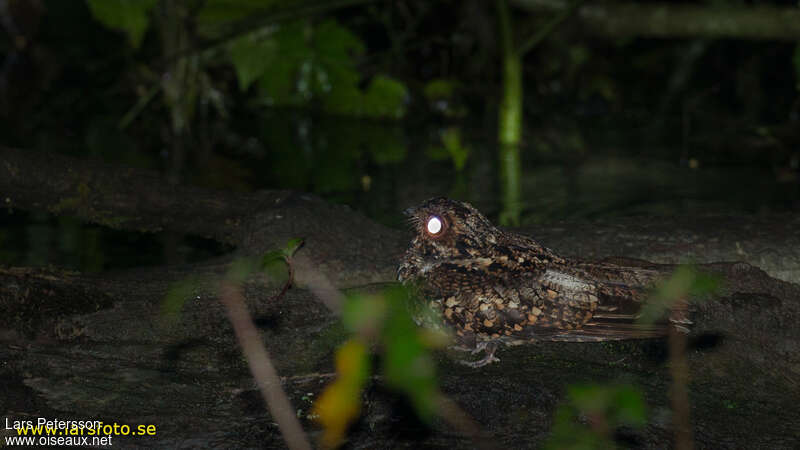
(397, 197), (689, 367)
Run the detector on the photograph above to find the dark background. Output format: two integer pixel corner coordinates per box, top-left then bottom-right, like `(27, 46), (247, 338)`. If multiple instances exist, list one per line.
(1, 0), (798, 271)
(1, 1), (799, 449)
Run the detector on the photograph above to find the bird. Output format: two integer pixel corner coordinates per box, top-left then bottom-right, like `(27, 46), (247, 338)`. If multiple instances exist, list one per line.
(397, 197), (690, 367)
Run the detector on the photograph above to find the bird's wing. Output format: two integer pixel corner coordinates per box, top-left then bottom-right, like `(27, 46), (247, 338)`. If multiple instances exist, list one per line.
(420, 261), (685, 343)
(525, 267), (683, 342)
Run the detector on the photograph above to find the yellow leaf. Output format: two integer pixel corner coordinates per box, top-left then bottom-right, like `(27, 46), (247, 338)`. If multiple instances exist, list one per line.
(313, 339), (369, 448)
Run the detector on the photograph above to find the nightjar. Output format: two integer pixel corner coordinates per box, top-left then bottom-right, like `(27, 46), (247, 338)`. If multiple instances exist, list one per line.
(397, 197), (690, 367)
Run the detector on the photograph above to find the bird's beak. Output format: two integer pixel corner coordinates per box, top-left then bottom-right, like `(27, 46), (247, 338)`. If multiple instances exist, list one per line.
(403, 206), (416, 217)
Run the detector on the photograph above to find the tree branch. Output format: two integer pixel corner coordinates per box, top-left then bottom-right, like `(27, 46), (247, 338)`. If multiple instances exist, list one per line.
(512, 0), (800, 41)
(219, 281), (312, 450)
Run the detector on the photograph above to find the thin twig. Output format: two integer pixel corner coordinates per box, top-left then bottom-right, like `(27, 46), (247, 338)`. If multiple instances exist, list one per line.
(668, 304), (694, 450)
(292, 252), (346, 313)
(219, 281), (312, 450)
(118, 83), (161, 130)
(267, 255), (296, 303)
(159, 0), (381, 67)
(281, 372), (337, 383)
(517, 0), (585, 56)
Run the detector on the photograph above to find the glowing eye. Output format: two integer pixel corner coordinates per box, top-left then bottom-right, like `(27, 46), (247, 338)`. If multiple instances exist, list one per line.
(427, 216), (443, 234)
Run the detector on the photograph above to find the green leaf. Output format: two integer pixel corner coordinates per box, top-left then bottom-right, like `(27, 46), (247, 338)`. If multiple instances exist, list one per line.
(689, 271), (720, 296)
(258, 61), (303, 106)
(321, 75), (409, 119)
(426, 128), (470, 169)
(320, 83), (362, 115)
(282, 237), (304, 259)
(247, 19), (408, 119)
(568, 383), (610, 413)
(362, 76), (408, 119)
(310, 21), (363, 105)
(85, 0), (157, 48)
(381, 286), (438, 421)
(229, 34), (279, 91)
(259, 240), (300, 283)
(423, 78), (458, 100)
(545, 404), (608, 450)
(341, 293), (387, 336)
(611, 386), (647, 426)
(320, 284), (445, 444)
(314, 20), (364, 61)
(261, 249), (284, 266)
(638, 264), (720, 324)
(255, 21), (312, 106)
(547, 383), (646, 449)
(567, 383), (646, 427)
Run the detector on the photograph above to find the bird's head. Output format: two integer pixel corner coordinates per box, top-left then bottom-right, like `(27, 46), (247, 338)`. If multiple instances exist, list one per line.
(402, 197), (501, 265)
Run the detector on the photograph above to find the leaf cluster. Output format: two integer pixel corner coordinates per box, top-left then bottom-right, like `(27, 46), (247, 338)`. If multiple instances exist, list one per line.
(313, 285), (447, 448)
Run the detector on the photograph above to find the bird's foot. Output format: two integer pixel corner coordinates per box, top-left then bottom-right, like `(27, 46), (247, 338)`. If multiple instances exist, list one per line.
(458, 341), (500, 368)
